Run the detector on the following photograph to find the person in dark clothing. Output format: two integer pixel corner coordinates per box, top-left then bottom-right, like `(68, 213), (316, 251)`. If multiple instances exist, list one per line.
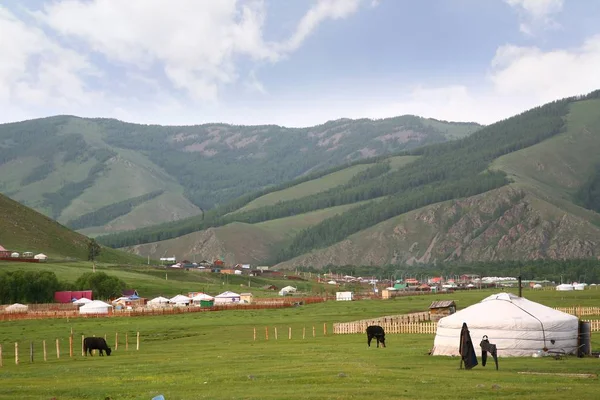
(459, 322), (478, 369)
(479, 335), (498, 370)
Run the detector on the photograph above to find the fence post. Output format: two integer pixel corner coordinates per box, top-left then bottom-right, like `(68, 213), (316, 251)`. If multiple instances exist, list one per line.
(288, 327), (292, 340)
(323, 323), (327, 336)
(274, 327), (278, 340)
(43, 340), (47, 362)
(69, 335), (73, 357)
(30, 342), (33, 363)
(15, 343), (18, 365)
(313, 326), (315, 338)
(115, 332), (118, 350)
(56, 339), (60, 359)
(265, 327), (269, 340)
(81, 335), (84, 356)
(0, 344), (3, 367)
(136, 332), (140, 351)
(126, 333), (129, 351)
(303, 327), (306, 339)
(253, 327), (256, 341)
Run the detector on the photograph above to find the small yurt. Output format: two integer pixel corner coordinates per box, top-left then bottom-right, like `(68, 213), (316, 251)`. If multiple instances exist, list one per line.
(79, 300), (112, 315)
(191, 293), (214, 307)
(34, 253), (48, 261)
(431, 292), (578, 357)
(556, 284), (574, 291)
(10, 252), (20, 258)
(214, 291), (241, 304)
(5, 303), (28, 313)
(148, 296), (171, 307)
(169, 294), (191, 306)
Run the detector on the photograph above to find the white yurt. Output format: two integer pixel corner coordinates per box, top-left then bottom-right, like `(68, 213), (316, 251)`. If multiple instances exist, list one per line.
(191, 293), (214, 303)
(556, 284), (574, 291)
(148, 296), (171, 306)
(278, 286), (297, 296)
(431, 292), (578, 357)
(214, 291), (241, 304)
(34, 253), (48, 261)
(169, 294), (191, 306)
(5, 303), (28, 313)
(79, 300), (112, 315)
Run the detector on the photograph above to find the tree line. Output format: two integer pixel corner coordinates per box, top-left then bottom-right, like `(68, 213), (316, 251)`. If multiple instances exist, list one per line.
(66, 190), (164, 229)
(0, 270), (127, 304)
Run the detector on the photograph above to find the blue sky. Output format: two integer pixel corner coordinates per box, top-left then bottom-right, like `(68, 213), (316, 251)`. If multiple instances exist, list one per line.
(1, 0), (600, 127)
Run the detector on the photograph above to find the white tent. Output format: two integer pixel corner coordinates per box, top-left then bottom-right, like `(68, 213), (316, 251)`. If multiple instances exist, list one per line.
(191, 293), (214, 302)
(278, 286), (297, 296)
(170, 294), (191, 306)
(214, 291), (240, 304)
(556, 284), (574, 291)
(5, 303), (28, 312)
(148, 296), (171, 304)
(10, 252), (19, 258)
(79, 300), (112, 315)
(73, 297), (92, 305)
(431, 292), (578, 357)
(34, 253), (48, 260)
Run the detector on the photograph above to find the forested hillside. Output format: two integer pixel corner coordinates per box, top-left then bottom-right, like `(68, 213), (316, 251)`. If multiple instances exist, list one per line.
(120, 90), (600, 268)
(0, 115), (479, 234)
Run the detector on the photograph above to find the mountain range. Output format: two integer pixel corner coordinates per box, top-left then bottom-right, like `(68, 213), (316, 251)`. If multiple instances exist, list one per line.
(2, 91), (600, 268)
(0, 115), (479, 237)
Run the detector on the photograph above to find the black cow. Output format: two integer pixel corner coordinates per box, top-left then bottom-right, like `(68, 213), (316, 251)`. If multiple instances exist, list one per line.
(83, 337), (112, 356)
(366, 325), (386, 348)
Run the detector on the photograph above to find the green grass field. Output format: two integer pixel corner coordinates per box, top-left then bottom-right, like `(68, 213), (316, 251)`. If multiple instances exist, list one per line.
(0, 288), (598, 399)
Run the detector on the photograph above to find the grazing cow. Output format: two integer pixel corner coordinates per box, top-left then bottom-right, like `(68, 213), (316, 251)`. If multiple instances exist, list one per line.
(366, 325), (386, 348)
(83, 337), (112, 356)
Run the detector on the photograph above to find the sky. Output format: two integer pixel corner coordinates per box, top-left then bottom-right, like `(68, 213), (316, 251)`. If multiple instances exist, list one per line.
(1, 0), (600, 127)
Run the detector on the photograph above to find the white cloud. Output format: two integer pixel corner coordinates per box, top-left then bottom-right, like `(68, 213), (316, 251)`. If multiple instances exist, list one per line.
(280, 0), (363, 52)
(362, 34), (600, 125)
(0, 7), (100, 122)
(29, 0), (369, 103)
(505, 0), (564, 35)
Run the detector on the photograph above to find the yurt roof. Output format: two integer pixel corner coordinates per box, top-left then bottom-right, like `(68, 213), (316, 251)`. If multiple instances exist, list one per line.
(439, 292), (576, 330)
(79, 300), (112, 309)
(215, 291), (240, 298)
(148, 296), (171, 303)
(73, 297), (93, 304)
(191, 293), (214, 301)
(170, 294), (191, 302)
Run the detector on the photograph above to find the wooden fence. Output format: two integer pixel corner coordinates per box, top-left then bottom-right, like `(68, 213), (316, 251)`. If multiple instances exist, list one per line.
(0, 331), (139, 367)
(334, 321), (437, 334)
(554, 306), (600, 317)
(333, 312), (433, 335)
(0, 297), (327, 321)
(585, 320), (600, 332)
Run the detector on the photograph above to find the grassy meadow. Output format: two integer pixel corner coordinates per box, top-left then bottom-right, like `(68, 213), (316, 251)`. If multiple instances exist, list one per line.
(1, 288), (599, 400)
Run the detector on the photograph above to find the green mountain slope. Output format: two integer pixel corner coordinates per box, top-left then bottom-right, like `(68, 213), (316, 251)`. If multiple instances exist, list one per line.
(0, 193), (143, 263)
(275, 96), (600, 268)
(0, 115), (479, 234)
(116, 90), (600, 267)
